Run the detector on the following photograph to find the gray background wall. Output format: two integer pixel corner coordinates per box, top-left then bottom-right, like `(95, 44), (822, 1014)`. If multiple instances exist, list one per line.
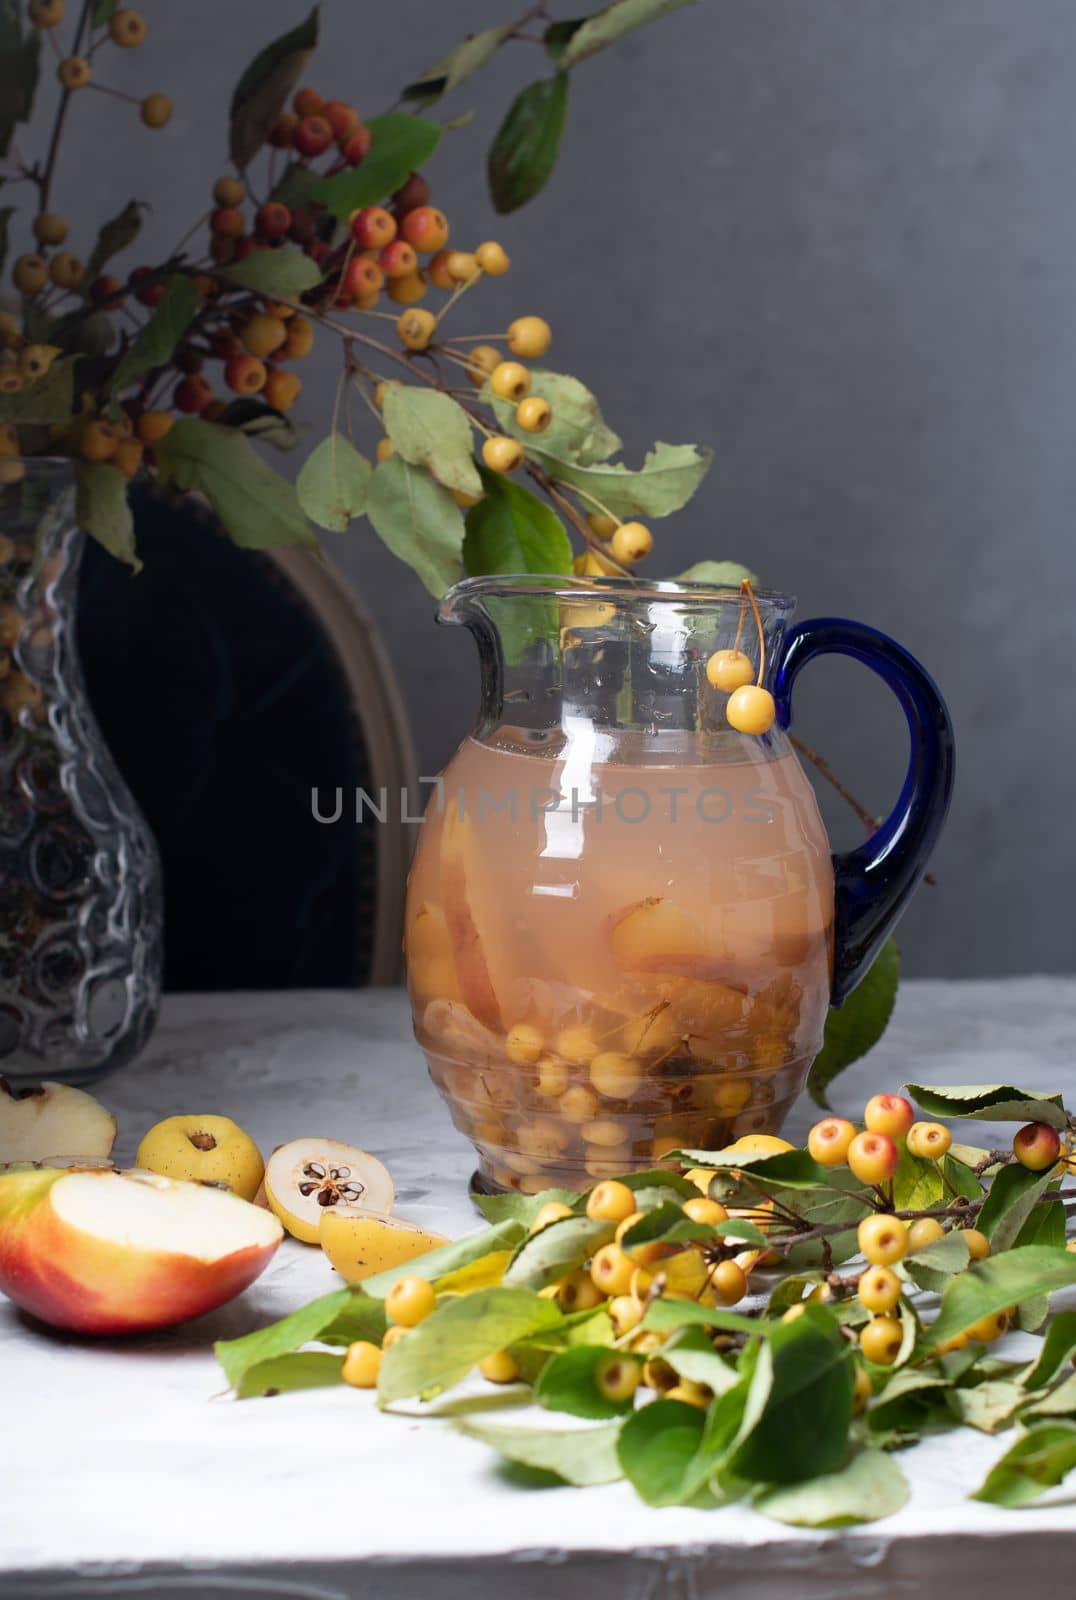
(40, 0), (1076, 976)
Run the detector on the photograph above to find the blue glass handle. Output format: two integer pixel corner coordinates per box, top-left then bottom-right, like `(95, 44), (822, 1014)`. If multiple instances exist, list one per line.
(774, 618), (955, 1005)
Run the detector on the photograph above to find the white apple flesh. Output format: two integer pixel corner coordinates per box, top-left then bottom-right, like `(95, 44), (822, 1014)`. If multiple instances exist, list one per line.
(0, 1167), (282, 1334)
(0, 1078), (117, 1164)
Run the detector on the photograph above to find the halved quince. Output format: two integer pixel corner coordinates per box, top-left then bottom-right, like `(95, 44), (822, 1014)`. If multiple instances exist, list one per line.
(320, 1208), (447, 1282)
(264, 1138), (394, 1244)
(439, 808), (503, 1030)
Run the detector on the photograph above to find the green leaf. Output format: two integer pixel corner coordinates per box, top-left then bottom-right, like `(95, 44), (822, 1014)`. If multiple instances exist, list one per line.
(311, 114), (441, 219)
(471, 1189), (576, 1226)
(503, 1214), (615, 1291)
(92, 0), (118, 21)
(946, 1377), (1025, 1435)
(457, 1417), (623, 1486)
(0, 355), (75, 424)
(463, 467), (572, 577)
(76, 461), (138, 569)
(972, 1422), (1076, 1506)
(544, 19), (587, 62)
(0, 204), (14, 278)
(728, 1308), (854, 1485)
(215, 1286), (353, 1390)
(84, 200), (144, 289)
(154, 419), (316, 550)
(1014, 1196), (1067, 1251)
(927, 1248), (1076, 1351)
(377, 1286), (562, 1404)
(867, 1362), (958, 1432)
(488, 75), (570, 214)
(808, 938), (899, 1108)
(51, 308), (116, 358)
(361, 1219), (524, 1299)
(110, 275), (199, 404)
(901, 1229), (970, 1295)
(753, 1446), (909, 1527)
(675, 560), (759, 587)
(1021, 1311), (1076, 1391)
(229, 5), (319, 169)
(365, 454), (465, 596)
(672, 1146), (838, 1190)
(296, 433), (371, 532)
(528, 440), (712, 518)
(487, 369), (621, 465)
(1024, 1372), (1076, 1418)
(0, 0), (40, 161)
(382, 386), (480, 498)
(891, 1143), (947, 1213)
(643, 1300), (773, 1338)
(904, 1082), (1067, 1129)
(235, 1350), (345, 1400)
(535, 1344), (642, 1420)
(621, 1203), (768, 1252)
(403, 24), (515, 105)
(978, 1163), (1060, 1252)
(223, 249), (322, 297)
(559, 0), (699, 68)
(662, 1326), (740, 1396)
(215, 397), (302, 452)
(617, 1398), (710, 1506)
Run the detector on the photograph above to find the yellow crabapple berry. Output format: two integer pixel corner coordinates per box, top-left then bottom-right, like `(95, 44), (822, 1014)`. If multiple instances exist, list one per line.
(174, 374), (212, 413)
(516, 396), (552, 434)
(270, 111), (298, 148)
(505, 1022), (543, 1065)
(607, 1295), (644, 1335)
(388, 272), (428, 306)
(427, 249), (455, 290)
(213, 176), (244, 206)
(351, 206), (397, 249)
(79, 419), (119, 462)
(136, 409), (173, 445)
(19, 344), (59, 381)
(112, 438), (143, 478)
(685, 1167), (715, 1194)
(343, 257), (384, 299)
(293, 114), (332, 157)
(864, 1094), (916, 1142)
(211, 206), (244, 238)
(13, 255), (48, 295)
(401, 206), (449, 253)
(376, 438), (395, 463)
(57, 56), (90, 89)
(594, 1352), (641, 1403)
(0, 372), (22, 395)
(256, 202), (291, 241)
(857, 1213), (907, 1266)
(341, 1339), (381, 1388)
(283, 316), (314, 359)
(507, 316), (551, 359)
(807, 1116), (857, 1167)
(853, 1364), (873, 1414)
(962, 1227), (991, 1261)
(726, 684), (776, 735)
(589, 1051), (641, 1100)
(0, 424), (19, 457)
(556, 1269), (604, 1312)
(533, 1056), (567, 1097)
(140, 94), (172, 128)
(610, 521), (652, 564)
(478, 1349), (520, 1383)
(860, 1315), (902, 1366)
(967, 1311), (1009, 1344)
(446, 250), (479, 284)
(396, 308), (436, 350)
(706, 649), (754, 693)
(381, 1324), (408, 1351)
(225, 354), (267, 395)
(906, 1217), (945, 1252)
(586, 512), (617, 539)
(585, 1179), (636, 1224)
(847, 1130), (899, 1186)
(393, 172), (432, 213)
(379, 240), (418, 280)
(559, 1085), (600, 1124)
(490, 361), (531, 401)
(241, 313), (288, 358)
(29, 0), (65, 25)
(906, 1121), (952, 1160)
(709, 1259), (749, 1305)
(384, 1275), (437, 1327)
(465, 343), (503, 384)
(475, 240), (510, 277)
(293, 86), (323, 118)
(857, 1265), (902, 1314)
(109, 8), (146, 46)
(1013, 1121), (1063, 1171)
(590, 1243), (635, 1297)
(682, 1196), (728, 1227)
(32, 212), (68, 247)
(482, 435), (524, 474)
(529, 1200), (572, 1233)
(322, 100), (359, 141)
(665, 1381), (712, 1409)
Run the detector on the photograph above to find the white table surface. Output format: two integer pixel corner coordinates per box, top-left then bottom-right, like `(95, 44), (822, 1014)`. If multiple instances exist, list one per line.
(4, 980), (1076, 1600)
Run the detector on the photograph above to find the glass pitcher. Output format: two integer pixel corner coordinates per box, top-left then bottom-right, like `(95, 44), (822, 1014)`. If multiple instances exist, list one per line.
(405, 576), (954, 1194)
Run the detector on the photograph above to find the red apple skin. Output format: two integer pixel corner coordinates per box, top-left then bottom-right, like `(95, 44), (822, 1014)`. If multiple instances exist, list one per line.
(0, 1169), (281, 1335)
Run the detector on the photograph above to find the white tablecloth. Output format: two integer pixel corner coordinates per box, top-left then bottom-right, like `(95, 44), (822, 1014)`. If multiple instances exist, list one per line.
(4, 981), (1076, 1599)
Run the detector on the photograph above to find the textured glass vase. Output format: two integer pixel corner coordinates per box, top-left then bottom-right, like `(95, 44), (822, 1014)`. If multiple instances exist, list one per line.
(0, 460), (161, 1084)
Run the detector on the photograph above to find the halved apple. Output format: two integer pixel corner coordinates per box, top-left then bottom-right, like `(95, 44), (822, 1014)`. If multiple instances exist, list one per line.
(0, 1166), (282, 1334)
(0, 1077), (116, 1164)
(439, 808), (503, 1030)
(609, 899), (707, 975)
(320, 1209), (447, 1282)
